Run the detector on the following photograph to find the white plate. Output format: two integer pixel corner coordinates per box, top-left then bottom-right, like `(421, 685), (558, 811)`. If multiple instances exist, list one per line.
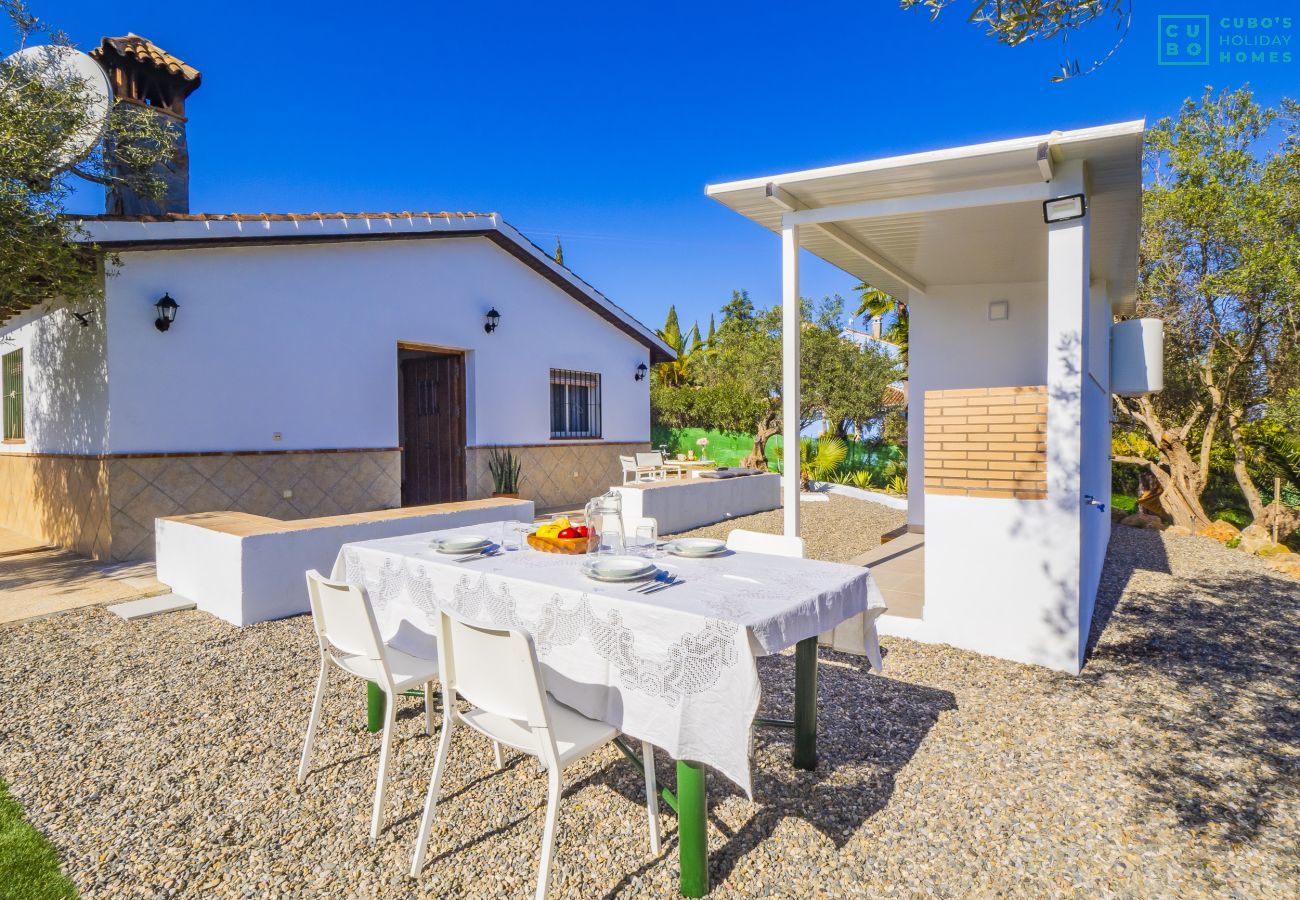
(432, 534), (492, 554)
(664, 538), (726, 558)
(581, 555), (657, 582)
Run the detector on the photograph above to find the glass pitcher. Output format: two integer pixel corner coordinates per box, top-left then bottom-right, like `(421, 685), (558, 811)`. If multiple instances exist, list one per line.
(584, 490), (625, 555)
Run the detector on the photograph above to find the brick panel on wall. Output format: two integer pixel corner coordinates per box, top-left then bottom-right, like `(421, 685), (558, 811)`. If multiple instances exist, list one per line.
(923, 386), (1047, 500)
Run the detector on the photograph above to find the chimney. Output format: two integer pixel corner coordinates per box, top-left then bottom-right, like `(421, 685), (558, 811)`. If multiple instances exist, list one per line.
(90, 34), (201, 216)
(870, 316), (882, 340)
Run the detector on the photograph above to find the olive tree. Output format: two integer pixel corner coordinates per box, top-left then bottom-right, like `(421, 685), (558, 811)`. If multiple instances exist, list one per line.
(1, 0), (178, 322)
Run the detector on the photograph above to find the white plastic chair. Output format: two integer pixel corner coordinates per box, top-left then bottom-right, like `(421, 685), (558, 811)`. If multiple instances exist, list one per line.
(298, 570), (440, 842)
(637, 450), (683, 479)
(725, 528), (805, 559)
(725, 530), (805, 758)
(620, 455), (658, 484)
(410, 608), (661, 898)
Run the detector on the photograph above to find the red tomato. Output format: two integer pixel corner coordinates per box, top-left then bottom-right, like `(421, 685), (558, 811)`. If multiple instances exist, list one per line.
(576, 525), (590, 537)
(557, 527), (578, 539)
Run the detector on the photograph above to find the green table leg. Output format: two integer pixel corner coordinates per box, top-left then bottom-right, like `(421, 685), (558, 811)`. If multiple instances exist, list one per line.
(676, 760), (709, 897)
(793, 636), (818, 770)
(366, 681), (385, 733)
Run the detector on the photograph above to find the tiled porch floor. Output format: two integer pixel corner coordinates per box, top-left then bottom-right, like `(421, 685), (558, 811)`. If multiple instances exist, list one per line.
(0, 527), (166, 626)
(850, 532), (924, 619)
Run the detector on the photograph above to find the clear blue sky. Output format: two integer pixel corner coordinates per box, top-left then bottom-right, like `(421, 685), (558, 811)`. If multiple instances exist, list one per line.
(16, 1), (1298, 333)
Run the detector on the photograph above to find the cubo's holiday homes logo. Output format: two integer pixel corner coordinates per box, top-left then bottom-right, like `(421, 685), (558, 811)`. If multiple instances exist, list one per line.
(1158, 14), (1294, 66)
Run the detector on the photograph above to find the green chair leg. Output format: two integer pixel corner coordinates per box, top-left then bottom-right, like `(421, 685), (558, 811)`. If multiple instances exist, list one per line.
(676, 760), (709, 896)
(366, 681), (385, 733)
(793, 636), (818, 770)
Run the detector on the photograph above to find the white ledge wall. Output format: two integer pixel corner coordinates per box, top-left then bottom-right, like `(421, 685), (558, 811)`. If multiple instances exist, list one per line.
(156, 499), (535, 625)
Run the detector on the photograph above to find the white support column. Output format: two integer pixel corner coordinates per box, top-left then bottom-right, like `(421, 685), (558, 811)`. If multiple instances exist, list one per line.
(781, 224), (800, 538)
(1045, 159), (1089, 673)
(904, 290), (926, 532)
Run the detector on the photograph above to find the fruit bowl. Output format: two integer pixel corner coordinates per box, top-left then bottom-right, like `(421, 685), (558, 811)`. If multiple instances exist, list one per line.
(527, 532), (597, 554)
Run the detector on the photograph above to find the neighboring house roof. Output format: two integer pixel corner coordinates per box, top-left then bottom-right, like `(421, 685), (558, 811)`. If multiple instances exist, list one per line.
(841, 325), (900, 357)
(72, 211), (676, 363)
(90, 33), (201, 84)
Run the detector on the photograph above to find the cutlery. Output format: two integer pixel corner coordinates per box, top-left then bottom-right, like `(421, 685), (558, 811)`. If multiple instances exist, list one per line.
(454, 549), (499, 563)
(629, 571), (666, 592)
(643, 575), (684, 594)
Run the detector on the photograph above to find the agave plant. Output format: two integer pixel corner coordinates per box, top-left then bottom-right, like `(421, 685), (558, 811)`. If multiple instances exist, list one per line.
(886, 473), (908, 495)
(487, 446), (522, 494)
(850, 469), (877, 490)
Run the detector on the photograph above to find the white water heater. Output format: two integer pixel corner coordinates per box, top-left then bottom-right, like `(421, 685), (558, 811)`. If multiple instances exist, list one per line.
(1110, 318), (1164, 397)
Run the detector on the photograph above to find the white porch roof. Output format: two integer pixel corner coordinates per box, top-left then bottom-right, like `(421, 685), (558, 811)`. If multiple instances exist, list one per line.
(705, 120), (1144, 313)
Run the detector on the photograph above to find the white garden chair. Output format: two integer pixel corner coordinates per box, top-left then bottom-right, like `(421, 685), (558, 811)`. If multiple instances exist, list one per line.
(726, 530), (805, 758)
(298, 570), (440, 842)
(725, 528), (805, 559)
(410, 608), (661, 898)
(620, 454), (659, 484)
(635, 450), (683, 480)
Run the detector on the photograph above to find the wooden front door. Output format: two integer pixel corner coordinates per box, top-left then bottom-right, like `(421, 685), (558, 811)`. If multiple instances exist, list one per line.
(400, 353), (466, 505)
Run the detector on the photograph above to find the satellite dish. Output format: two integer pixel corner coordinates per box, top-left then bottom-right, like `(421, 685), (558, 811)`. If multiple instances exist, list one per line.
(4, 44), (113, 173)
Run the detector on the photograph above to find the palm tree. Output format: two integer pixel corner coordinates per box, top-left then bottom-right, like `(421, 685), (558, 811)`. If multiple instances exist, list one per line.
(853, 283), (909, 363)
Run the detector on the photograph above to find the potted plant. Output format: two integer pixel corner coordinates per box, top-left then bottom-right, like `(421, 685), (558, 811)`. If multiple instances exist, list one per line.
(488, 446), (522, 498)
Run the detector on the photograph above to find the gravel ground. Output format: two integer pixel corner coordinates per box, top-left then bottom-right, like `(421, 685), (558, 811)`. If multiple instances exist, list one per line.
(665, 493), (906, 562)
(0, 504), (1296, 898)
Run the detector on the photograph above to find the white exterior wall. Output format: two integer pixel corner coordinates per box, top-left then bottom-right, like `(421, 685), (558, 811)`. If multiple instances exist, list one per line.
(896, 165), (1110, 673)
(0, 297), (109, 455)
(906, 281), (1071, 668)
(102, 237), (651, 453)
(907, 281), (1049, 529)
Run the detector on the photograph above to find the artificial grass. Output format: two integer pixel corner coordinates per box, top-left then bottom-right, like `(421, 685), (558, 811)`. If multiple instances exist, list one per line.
(1111, 493), (1138, 514)
(0, 778), (76, 900)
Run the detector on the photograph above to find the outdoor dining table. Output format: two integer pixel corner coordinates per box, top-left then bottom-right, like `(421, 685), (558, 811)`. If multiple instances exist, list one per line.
(333, 522), (885, 896)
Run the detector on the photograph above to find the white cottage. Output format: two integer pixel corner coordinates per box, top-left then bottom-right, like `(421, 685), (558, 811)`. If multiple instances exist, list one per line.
(0, 36), (671, 562)
(707, 121), (1146, 674)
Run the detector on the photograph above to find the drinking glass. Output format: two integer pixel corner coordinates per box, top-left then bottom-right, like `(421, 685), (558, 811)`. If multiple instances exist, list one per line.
(633, 520), (659, 558)
(501, 520), (523, 551)
(597, 526), (624, 556)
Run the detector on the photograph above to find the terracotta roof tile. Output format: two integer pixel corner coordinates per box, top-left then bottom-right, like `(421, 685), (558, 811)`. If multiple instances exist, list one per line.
(90, 34), (200, 83)
(76, 211), (497, 223)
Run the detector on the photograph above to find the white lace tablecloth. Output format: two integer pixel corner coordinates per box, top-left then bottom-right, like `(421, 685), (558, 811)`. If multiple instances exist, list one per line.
(333, 523), (886, 794)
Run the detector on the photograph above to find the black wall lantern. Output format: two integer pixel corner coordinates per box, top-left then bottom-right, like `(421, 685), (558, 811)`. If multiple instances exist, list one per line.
(635, 362), (648, 381)
(483, 307), (500, 334)
(154, 293), (179, 332)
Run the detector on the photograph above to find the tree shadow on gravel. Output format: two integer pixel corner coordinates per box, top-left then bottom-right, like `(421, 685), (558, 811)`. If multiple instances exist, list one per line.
(594, 650), (956, 888)
(1076, 527), (1300, 845)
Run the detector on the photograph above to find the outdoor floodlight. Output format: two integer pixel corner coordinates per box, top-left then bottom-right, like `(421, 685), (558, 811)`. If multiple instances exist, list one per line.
(1043, 194), (1087, 224)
